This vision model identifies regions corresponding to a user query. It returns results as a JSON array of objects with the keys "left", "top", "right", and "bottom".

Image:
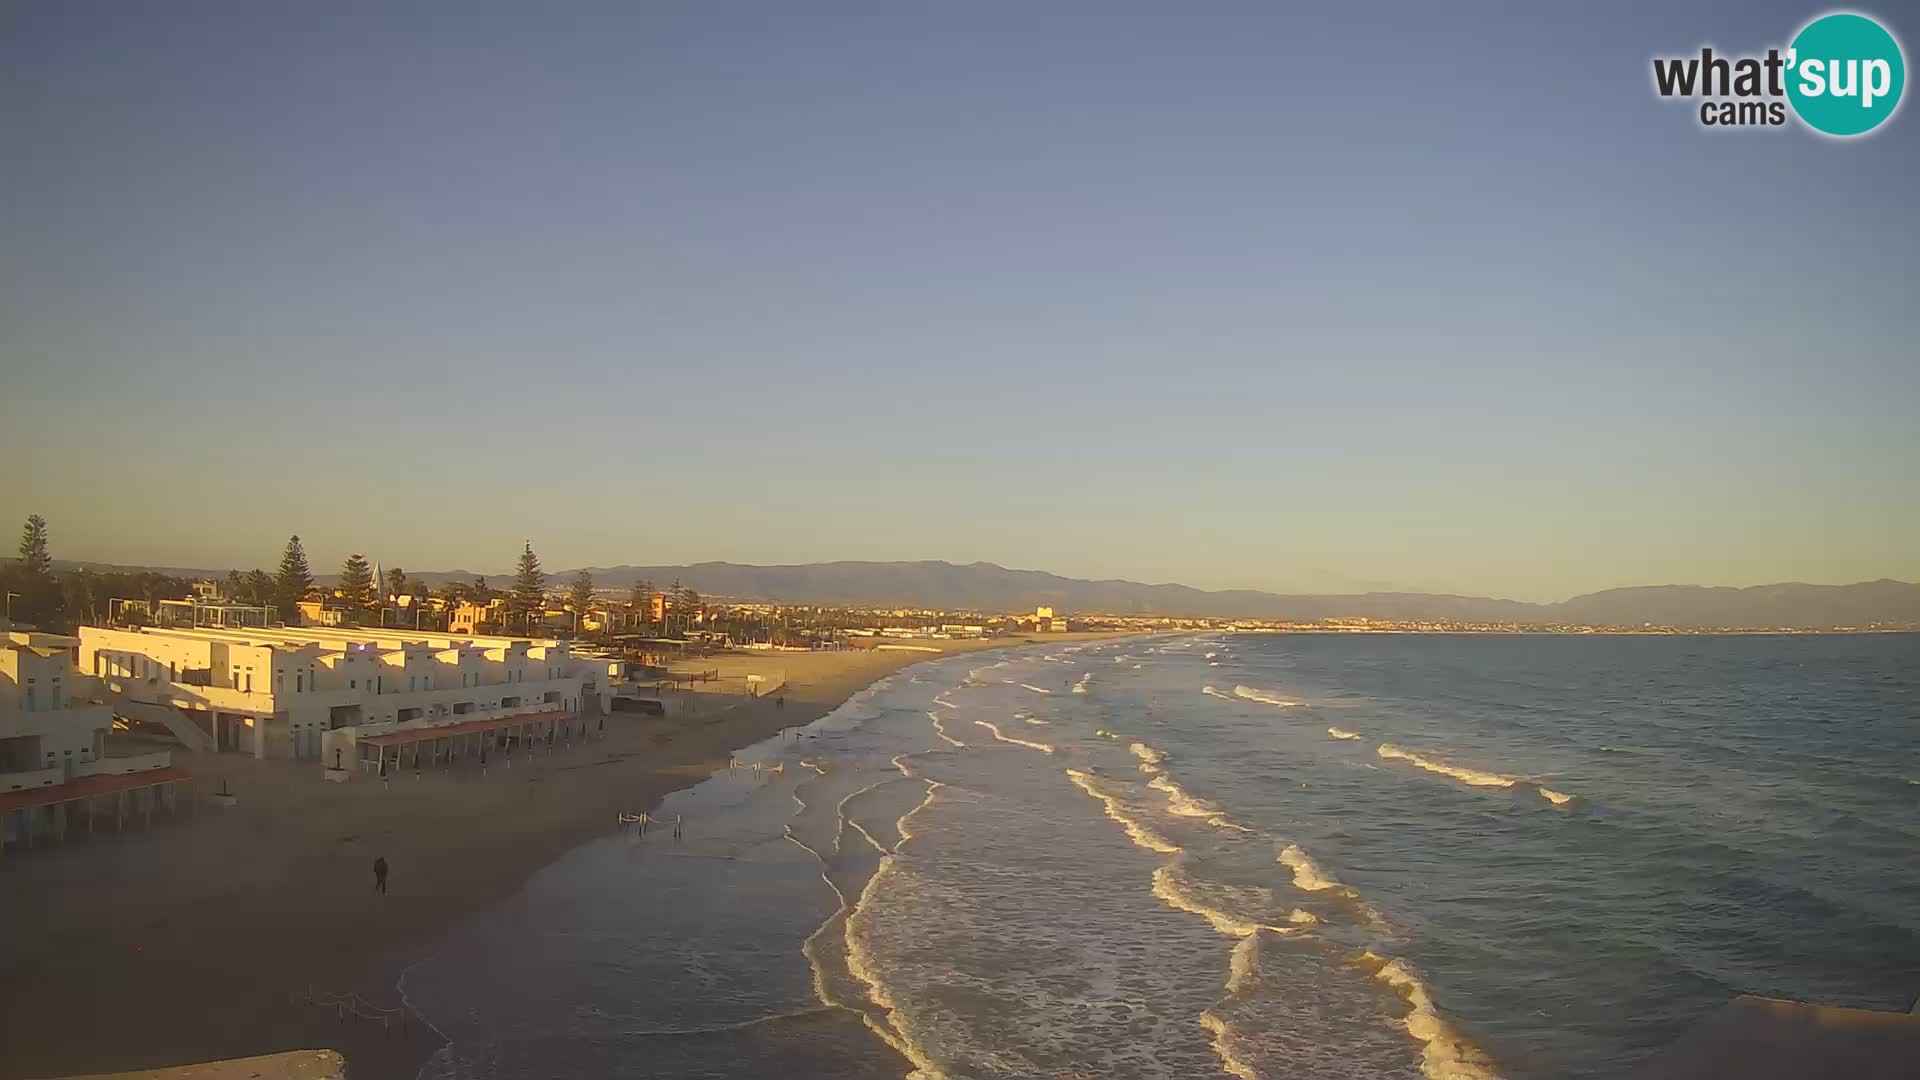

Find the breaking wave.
[
  {"left": 1065, "top": 769, "right": 1182, "bottom": 854},
  {"left": 1130, "top": 742, "right": 1168, "bottom": 768},
  {"left": 973, "top": 719, "right": 1054, "bottom": 754},
  {"left": 1276, "top": 843, "right": 1344, "bottom": 893},
  {"left": 1233, "top": 685, "right": 1299, "bottom": 709},
  {"left": 1202, "top": 685, "right": 1235, "bottom": 701},
  {"left": 1148, "top": 774, "right": 1255, "bottom": 833},
  {"left": 1376, "top": 744, "right": 1573, "bottom": 806},
  {"left": 1071, "top": 673, "right": 1091, "bottom": 694},
  {"left": 1151, "top": 863, "right": 1310, "bottom": 939},
  {"left": 1362, "top": 952, "right": 1502, "bottom": 1080},
  {"left": 1018, "top": 683, "right": 1054, "bottom": 695},
  {"left": 1327, "top": 727, "right": 1363, "bottom": 741},
  {"left": 842, "top": 784, "right": 948, "bottom": 1080},
  {"left": 1376, "top": 744, "right": 1517, "bottom": 789},
  {"left": 926, "top": 711, "right": 966, "bottom": 748}
]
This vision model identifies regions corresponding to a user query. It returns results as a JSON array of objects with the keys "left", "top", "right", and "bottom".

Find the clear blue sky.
[{"left": 3, "top": 2, "right": 1915, "bottom": 601}]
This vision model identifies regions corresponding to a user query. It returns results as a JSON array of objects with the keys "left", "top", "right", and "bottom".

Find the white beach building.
[
  {"left": 2, "top": 631, "right": 186, "bottom": 853},
  {"left": 77, "top": 625, "right": 608, "bottom": 773}
]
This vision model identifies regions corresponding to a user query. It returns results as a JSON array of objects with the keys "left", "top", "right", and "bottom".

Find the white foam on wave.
[
  {"left": 1129, "top": 742, "right": 1167, "bottom": 766},
  {"left": 1233, "top": 685, "right": 1299, "bottom": 708},
  {"left": 1151, "top": 864, "right": 1311, "bottom": 939},
  {"left": 1364, "top": 952, "right": 1501, "bottom": 1080},
  {"left": 1201, "top": 685, "right": 1235, "bottom": 701},
  {"left": 973, "top": 719, "right": 1054, "bottom": 754},
  {"left": 1018, "top": 683, "right": 1054, "bottom": 695},
  {"left": 1376, "top": 744, "right": 1517, "bottom": 789},
  {"left": 1376, "top": 744, "right": 1574, "bottom": 807},
  {"left": 1199, "top": 1012, "right": 1260, "bottom": 1080},
  {"left": 846, "top": 777, "right": 898, "bottom": 854},
  {"left": 1070, "top": 672, "right": 1091, "bottom": 694},
  {"left": 1225, "top": 933, "right": 1261, "bottom": 994},
  {"left": 1065, "top": 769, "right": 1182, "bottom": 854},
  {"left": 1276, "top": 843, "right": 1344, "bottom": 893},
  {"left": 842, "top": 782, "right": 949, "bottom": 1080},
  {"left": 1205, "top": 651, "right": 1218, "bottom": 659},
  {"left": 930, "top": 695, "right": 957, "bottom": 710},
  {"left": 1327, "top": 727, "right": 1363, "bottom": 741},
  {"left": 1149, "top": 773, "right": 1222, "bottom": 817},
  {"left": 926, "top": 711, "right": 967, "bottom": 748},
  {"left": 1146, "top": 773, "right": 1255, "bottom": 833}
]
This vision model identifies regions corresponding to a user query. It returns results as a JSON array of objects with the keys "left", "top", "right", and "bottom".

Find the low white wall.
[{"left": 0, "top": 765, "right": 64, "bottom": 793}]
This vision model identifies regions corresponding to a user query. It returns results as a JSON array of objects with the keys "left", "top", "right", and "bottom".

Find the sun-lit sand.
[{"left": 0, "top": 633, "right": 1129, "bottom": 1080}]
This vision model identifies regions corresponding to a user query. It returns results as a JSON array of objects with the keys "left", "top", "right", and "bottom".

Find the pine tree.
[
  {"left": 568, "top": 570, "right": 595, "bottom": 634},
  {"left": 665, "top": 579, "right": 685, "bottom": 636},
  {"left": 9, "top": 514, "right": 60, "bottom": 627},
  {"left": 17, "top": 514, "right": 53, "bottom": 577},
  {"left": 274, "top": 535, "right": 315, "bottom": 623},
  {"left": 510, "top": 542, "right": 546, "bottom": 629},
  {"left": 340, "top": 554, "right": 377, "bottom": 618}
]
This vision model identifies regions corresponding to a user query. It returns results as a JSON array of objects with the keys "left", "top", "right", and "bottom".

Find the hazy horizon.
[
  {"left": 4, "top": 2, "right": 1915, "bottom": 603},
  {"left": 13, "top": 538, "right": 1916, "bottom": 607}
]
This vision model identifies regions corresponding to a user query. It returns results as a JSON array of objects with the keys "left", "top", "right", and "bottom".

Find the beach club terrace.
[
  {"left": 77, "top": 625, "right": 605, "bottom": 770},
  {"left": 3, "top": 631, "right": 187, "bottom": 855}
]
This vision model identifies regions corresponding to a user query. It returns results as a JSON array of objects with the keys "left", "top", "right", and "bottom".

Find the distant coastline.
[{"left": 10, "top": 556, "right": 1918, "bottom": 632}]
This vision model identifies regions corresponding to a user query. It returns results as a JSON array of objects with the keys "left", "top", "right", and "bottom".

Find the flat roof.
[
  {"left": 358, "top": 709, "right": 575, "bottom": 748},
  {"left": 0, "top": 765, "right": 193, "bottom": 813}
]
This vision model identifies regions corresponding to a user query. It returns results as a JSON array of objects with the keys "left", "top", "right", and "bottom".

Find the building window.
[
  {"left": 350, "top": 679, "right": 357, "bottom": 689},
  {"left": 297, "top": 673, "right": 304, "bottom": 692}
]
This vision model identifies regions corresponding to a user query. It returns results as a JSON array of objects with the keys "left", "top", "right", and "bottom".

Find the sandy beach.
[{"left": 0, "top": 634, "right": 1128, "bottom": 1080}]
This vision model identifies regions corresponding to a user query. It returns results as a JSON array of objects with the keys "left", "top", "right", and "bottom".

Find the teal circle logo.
[{"left": 1786, "top": 12, "right": 1906, "bottom": 136}]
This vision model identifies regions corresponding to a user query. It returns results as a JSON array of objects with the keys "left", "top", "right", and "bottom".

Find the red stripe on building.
[{"left": 0, "top": 766, "right": 194, "bottom": 813}]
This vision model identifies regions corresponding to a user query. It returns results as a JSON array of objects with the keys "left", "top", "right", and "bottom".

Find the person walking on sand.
[{"left": 373, "top": 856, "right": 389, "bottom": 895}]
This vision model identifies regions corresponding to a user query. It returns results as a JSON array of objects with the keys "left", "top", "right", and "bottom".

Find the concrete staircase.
[{"left": 112, "top": 698, "right": 215, "bottom": 754}]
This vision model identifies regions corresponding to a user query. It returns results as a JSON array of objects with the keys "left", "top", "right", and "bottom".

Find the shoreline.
[{"left": 0, "top": 633, "right": 1132, "bottom": 1080}]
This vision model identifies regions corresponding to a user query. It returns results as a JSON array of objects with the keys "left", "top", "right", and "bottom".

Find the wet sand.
[{"left": 0, "top": 634, "right": 1128, "bottom": 1080}]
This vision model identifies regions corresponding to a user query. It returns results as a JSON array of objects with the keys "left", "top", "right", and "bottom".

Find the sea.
[{"left": 403, "top": 632, "right": 1920, "bottom": 1080}]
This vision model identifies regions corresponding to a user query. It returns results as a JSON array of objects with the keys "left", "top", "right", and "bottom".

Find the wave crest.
[
  {"left": 1277, "top": 843, "right": 1343, "bottom": 893},
  {"left": 1363, "top": 952, "right": 1502, "bottom": 1080},
  {"left": 1233, "top": 685, "right": 1299, "bottom": 708},
  {"left": 972, "top": 719, "right": 1054, "bottom": 754},
  {"left": 1376, "top": 744, "right": 1574, "bottom": 806},
  {"left": 1065, "top": 770, "right": 1182, "bottom": 854}
]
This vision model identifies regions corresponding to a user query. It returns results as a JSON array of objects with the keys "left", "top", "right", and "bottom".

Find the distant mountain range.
[
  {"left": 512, "top": 561, "right": 1919, "bottom": 629},
  {"left": 25, "top": 558, "right": 1918, "bottom": 629}
]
